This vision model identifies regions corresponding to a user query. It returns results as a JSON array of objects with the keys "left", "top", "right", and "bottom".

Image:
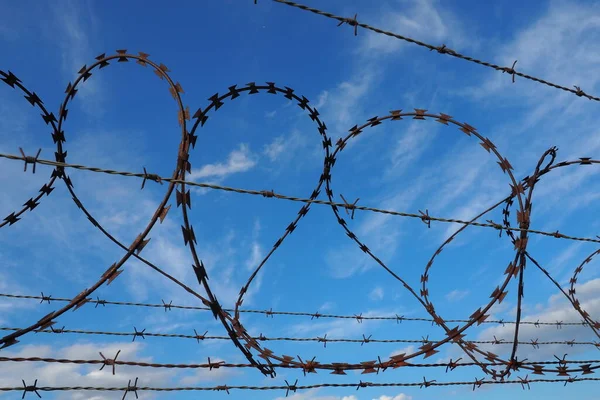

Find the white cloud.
[
  {"left": 189, "top": 143, "right": 257, "bottom": 180},
  {"left": 262, "top": 129, "right": 311, "bottom": 164},
  {"left": 319, "top": 67, "right": 380, "bottom": 134},
  {"left": 50, "top": 0, "right": 104, "bottom": 117},
  {"left": 389, "top": 345, "right": 416, "bottom": 359},
  {"left": 373, "top": 394, "right": 413, "bottom": 400},
  {"left": 476, "top": 278, "right": 600, "bottom": 361},
  {"left": 273, "top": 388, "right": 358, "bottom": 400},
  {"left": 369, "top": 286, "right": 385, "bottom": 301},
  {"left": 0, "top": 342, "right": 175, "bottom": 400},
  {"left": 445, "top": 289, "right": 469, "bottom": 302},
  {"left": 315, "top": 90, "right": 329, "bottom": 109},
  {"left": 461, "top": 1, "right": 600, "bottom": 138},
  {"left": 359, "top": 0, "right": 474, "bottom": 56}
]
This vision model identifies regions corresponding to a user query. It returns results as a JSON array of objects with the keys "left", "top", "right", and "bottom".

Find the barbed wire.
[
  {"left": 0, "top": 292, "right": 592, "bottom": 327},
  {"left": 3, "top": 354, "right": 600, "bottom": 373},
  {"left": 269, "top": 0, "right": 600, "bottom": 102},
  {"left": 2, "top": 39, "right": 600, "bottom": 391},
  {"left": 2, "top": 151, "right": 599, "bottom": 244},
  {"left": 3, "top": 326, "right": 598, "bottom": 350},
  {"left": 4, "top": 376, "right": 600, "bottom": 398}
]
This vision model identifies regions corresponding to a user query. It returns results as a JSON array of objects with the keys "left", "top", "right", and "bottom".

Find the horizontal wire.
[
  {"left": 271, "top": 0, "right": 600, "bottom": 102},
  {"left": 4, "top": 377, "right": 600, "bottom": 393},
  {"left": 1, "top": 152, "right": 598, "bottom": 244},
  {"left": 2, "top": 326, "right": 597, "bottom": 348},
  {"left": 2, "top": 355, "right": 600, "bottom": 371},
  {"left": 0, "top": 292, "right": 589, "bottom": 327}
]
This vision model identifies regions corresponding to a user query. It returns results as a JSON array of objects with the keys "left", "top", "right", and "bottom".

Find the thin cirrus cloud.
[{"left": 189, "top": 143, "right": 257, "bottom": 180}]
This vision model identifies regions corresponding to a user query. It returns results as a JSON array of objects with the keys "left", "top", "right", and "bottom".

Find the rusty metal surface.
[{"left": 1, "top": 36, "right": 600, "bottom": 395}]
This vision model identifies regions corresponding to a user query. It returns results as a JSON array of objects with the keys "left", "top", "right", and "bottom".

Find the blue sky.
[{"left": 2, "top": 0, "right": 600, "bottom": 399}]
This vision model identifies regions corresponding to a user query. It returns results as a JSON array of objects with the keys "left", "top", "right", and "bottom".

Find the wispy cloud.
[
  {"left": 359, "top": 0, "right": 475, "bottom": 56},
  {"left": 262, "top": 130, "right": 308, "bottom": 162},
  {"left": 49, "top": 0, "right": 104, "bottom": 117},
  {"left": 374, "top": 394, "right": 413, "bottom": 400},
  {"left": 0, "top": 342, "right": 175, "bottom": 400},
  {"left": 273, "top": 388, "right": 358, "bottom": 400},
  {"left": 189, "top": 143, "right": 257, "bottom": 180},
  {"left": 476, "top": 278, "right": 600, "bottom": 361},
  {"left": 369, "top": 286, "right": 385, "bottom": 301},
  {"left": 445, "top": 289, "right": 469, "bottom": 302}
]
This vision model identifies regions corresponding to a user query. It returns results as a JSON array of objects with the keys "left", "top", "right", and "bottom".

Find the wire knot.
[
  {"left": 21, "top": 379, "right": 41, "bottom": 399},
  {"left": 419, "top": 376, "right": 436, "bottom": 388},
  {"left": 141, "top": 167, "right": 162, "bottom": 190},
  {"left": 49, "top": 325, "right": 65, "bottom": 334},
  {"left": 472, "top": 377, "right": 484, "bottom": 391},
  {"left": 215, "top": 385, "right": 230, "bottom": 394},
  {"left": 361, "top": 334, "right": 372, "bottom": 346},
  {"left": 261, "top": 189, "right": 275, "bottom": 198},
  {"left": 19, "top": 148, "right": 42, "bottom": 174},
  {"left": 284, "top": 379, "right": 298, "bottom": 397},
  {"left": 122, "top": 377, "right": 139, "bottom": 400},
  {"left": 99, "top": 350, "right": 121, "bottom": 375},
  {"left": 337, "top": 14, "right": 359, "bottom": 36},
  {"left": 445, "top": 358, "right": 462, "bottom": 372},
  {"left": 419, "top": 209, "right": 431, "bottom": 228},
  {"left": 486, "top": 219, "right": 503, "bottom": 237},
  {"left": 564, "top": 375, "right": 578, "bottom": 386},
  {"left": 431, "top": 44, "right": 453, "bottom": 54},
  {"left": 317, "top": 334, "right": 328, "bottom": 348},
  {"left": 298, "top": 356, "right": 318, "bottom": 375},
  {"left": 356, "top": 380, "right": 370, "bottom": 390},
  {"left": 39, "top": 292, "right": 52, "bottom": 304},
  {"left": 530, "top": 338, "right": 539, "bottom": 349},
  {"left": 573, "top": 85, "right": 586, "bottom": 97},
  {"left": 340, "top": 194, "right": 359, "bottom": 219},
  {"left": 161, "top": 299, "right": 173, "bottom": 312},
  {"left": 518, "top": 374, "right": 531, "bottom": 390},
  {"left": 208, "top": 357, "right": 225, "bottom": 370},
  {"left": 501, "top": 60, "right": 518, "bottom": 83},
  {"left": 194, "top": 329, "right": 208, "bottom": 343},
  {"left": 132, "top": 327, "right": 146, "bottom": 342},
  {"left": 95, "top": 297, "right": 106, "bottom": 308},
  {"left": 311, "top": 311, "right": 321, "bottom": 320}
]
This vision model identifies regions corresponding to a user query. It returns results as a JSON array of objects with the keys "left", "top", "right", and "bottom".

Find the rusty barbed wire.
[
  {"left": 3, "top": 46, "right": 600, "bottom": 393},
  {"left": 0, "top": 51, "right": 269, "bottom": 377},
  {"left": 3, "top": 326, "right": 598, "bottom": 350},
  {"left": 1, "top": 292, "right": 594, "bottom": 327},
  {"left": 2, "top": 151, "right": 600, "bottom": 244},
  {"left": 2, "top": 376, "right": 600, "bottom": 397},
  {"left": 3, "top": 354, "right": 600, "bottom": 374},
  {"left": 268, "top": 0, "right": 600, "bottom": 102}
]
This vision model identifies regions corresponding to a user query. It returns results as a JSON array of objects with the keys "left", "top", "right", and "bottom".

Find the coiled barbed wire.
[{"left": 2, "top": 47, "right": 600, "bottom": 394}]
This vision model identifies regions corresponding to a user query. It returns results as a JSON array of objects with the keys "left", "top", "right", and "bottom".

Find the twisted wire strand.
[
  {"left": 3, "top": 355, "right": 600, "bottom": 371},
  {"left": 2, "top": 326, "right": 597, "bottom": 350},
  {"left": 270, "top": 0, "right": 600, "bottom": 102},
  {"left": 0, "top": 292, "right": 592, "bottom": 327},
  {"left": 4, "top": 377, "right": 600, "bottom": 394},
  {"left": 1, "top": 151, "right": 599, "bottom": 244}
]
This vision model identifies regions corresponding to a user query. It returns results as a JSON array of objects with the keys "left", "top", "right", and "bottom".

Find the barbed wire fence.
[{"left": 1, "top": 0, "right": 600, "bottom": 397}]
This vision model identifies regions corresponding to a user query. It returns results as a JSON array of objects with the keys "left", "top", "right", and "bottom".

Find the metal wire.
[{"left": 0, "top": 292, "right": 592, "bottom": 327}]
